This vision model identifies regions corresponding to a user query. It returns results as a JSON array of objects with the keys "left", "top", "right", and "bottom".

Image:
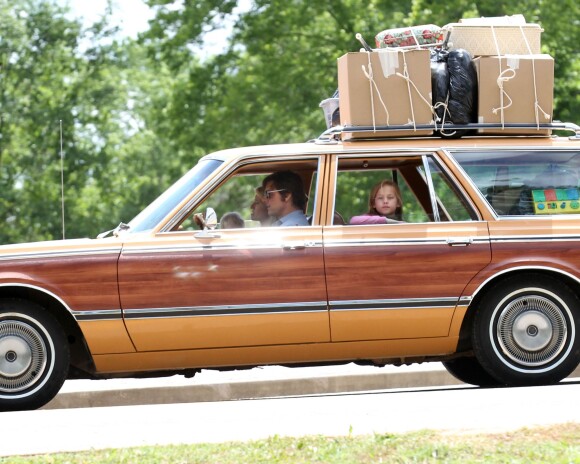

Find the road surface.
[{"left": 1, "top": 379, "right": 578, "bottom": 457}]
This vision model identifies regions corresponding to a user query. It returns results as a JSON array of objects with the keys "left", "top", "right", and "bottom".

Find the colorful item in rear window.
[{"left": 532, "top": 189, "right": 580, "bottom": 214}]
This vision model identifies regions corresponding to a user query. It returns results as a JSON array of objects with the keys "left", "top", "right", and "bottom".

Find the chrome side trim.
[
  {"left": 324, "top": 236, "right": 489, "bottom": 248},
  {"left": 459, "top": 296, "right": 472, "bottom": 305},
  {"left": 73, "top": 309, "right": 123, "bottom": 321},
  {"left": 120, "top": 298, "right": 463, "bottom": 322},
  {"left": 123, "top": 301, "right": 329, "bottom": 320},
  {"left": 330, "top": 297, "right": 460, "bottom": 311},
  {"left": 490, "top": 234, "right": 580, "bottom": 243},
  {"left": 121, "top": 241, "right": 324, "bottom": 255},
  {"left": 325, "top": 233, "right": 580, "bottom": 248},
  {"left": 0, "top": 248, "right": 122, "bottom": 261}
]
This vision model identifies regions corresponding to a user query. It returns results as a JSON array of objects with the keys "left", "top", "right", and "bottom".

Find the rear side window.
[
  {"left": 333, "top": 154, "right": 476, "bottom": 224},
  {"left": 452, "top": 151, "right": 580, "bottom": 216}
]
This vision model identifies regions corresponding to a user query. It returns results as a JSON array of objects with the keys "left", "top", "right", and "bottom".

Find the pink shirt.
[{"left": 349, "top": 214, "right": 388, "bottom": 225}]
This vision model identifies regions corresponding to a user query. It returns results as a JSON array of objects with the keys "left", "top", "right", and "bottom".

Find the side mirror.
[{"left": 205, "top": 207, "right": 218, "bottom": 230}]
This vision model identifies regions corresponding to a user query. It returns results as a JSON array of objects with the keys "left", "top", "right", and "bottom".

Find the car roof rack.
[{"left": 314, "top": 121, "right": 580, "bottom": 143}]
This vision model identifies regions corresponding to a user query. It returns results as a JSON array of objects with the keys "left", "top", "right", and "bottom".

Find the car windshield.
[{"left": 127, "top": 158, "right": 222, "bottom": 233}]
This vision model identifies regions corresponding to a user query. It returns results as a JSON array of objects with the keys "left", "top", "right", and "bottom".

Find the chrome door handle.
[
  {"left": 283, "top": 241, "right": 317, "bottom": 250},
  {"left": 446, "top": 237, "right": 473, "bottom": 247},
  {"left": 283, "top": 243, "right": 306, "bottom": 250},
  {"left": 194, "top": 231, "right": 222, "bottom": 239}
]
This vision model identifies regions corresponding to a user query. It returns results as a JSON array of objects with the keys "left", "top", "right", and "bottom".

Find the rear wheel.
[
  {"left": 442, "top": 357, "right": 502, "bottom": 387},
  {"left": 473, "top": 275, "right": 580, "bottom": 386},
  {"left": 0, "top": 300, "right": 70, "bottom": 411}
]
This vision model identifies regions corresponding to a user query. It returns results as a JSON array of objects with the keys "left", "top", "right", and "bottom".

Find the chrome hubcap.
[
  {"left": 0, "top": 320, "right": 47, "bottom": 392},
  {"left": 497, "top": 295, "right": 567, "bottom": 367},
  {"left": 1, "top": 336, "right": 33, "bottom": 377},
  {"left": 512, "top": 310, "right": 552, "bottom": 352}
]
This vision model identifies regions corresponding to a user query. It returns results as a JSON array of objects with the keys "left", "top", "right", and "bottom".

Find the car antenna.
[{"left": 59, "top": 119, "right": 65, "bottom": 240}]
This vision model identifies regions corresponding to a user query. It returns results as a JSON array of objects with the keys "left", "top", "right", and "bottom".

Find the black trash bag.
[
  {"left": 430, "top": 49, "right": 449, "bottom": 123},
  {"left": 447, "top": 49, "right": 478, "bottom": 125}
]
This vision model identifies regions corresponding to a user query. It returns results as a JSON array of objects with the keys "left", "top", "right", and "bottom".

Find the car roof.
[{"left": 201, "top": 134, "right": 580, "bottom": 162}]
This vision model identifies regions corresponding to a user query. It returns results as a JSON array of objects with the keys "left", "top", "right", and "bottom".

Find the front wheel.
[
  {"left": 473, "top": 275, "right": 580, "bottom": 386},
  {"left": 0, "top": 300, "right": 70, "bottom": 411}
]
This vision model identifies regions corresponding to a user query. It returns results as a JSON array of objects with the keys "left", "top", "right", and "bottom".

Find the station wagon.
[{"left": 1, "top": 122, "right": 580, "bottom": 410}]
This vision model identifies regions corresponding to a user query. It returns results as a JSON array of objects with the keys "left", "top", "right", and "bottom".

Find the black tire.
[
  {"left": 473, "top": 275, "right": 580, "bottom": 386},
  {"left": 0, "top": 299, "right": 70, "bottom": 411},
  {"left": 442, "top": 357, "right": 502, "bottom": 387}
]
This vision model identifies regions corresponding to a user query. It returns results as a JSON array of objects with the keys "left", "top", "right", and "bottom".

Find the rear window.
[{"left": 451, "top": 150, "right": 580, "bottom": 216}]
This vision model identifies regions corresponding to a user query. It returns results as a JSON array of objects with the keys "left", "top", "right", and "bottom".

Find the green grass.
[{"left": 3, "top": 423, "right": 579, "bottom": 463}]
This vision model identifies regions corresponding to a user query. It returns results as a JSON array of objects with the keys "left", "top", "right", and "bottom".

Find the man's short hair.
[{"left": 262, "top": 171, "right": 307, "bottom": 211}]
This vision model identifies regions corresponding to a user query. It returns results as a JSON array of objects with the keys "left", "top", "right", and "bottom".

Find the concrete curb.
[{"left": 44, "top": 364, "right": 580, "bottom": 410}]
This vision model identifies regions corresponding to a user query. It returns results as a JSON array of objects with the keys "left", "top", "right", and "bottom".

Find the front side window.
[
  {"left": 452, "top": 150, "right": 580, "bottom": 216},
  {"left": 172, "top": 158, "right": 320, "bottom": 231}
]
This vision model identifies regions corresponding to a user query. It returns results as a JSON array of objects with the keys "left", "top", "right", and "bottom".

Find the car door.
[
  {"left": 323, "top": 152, "right": 492, "bottom": 342},
  {"left": 118, "top": 157, "right": 330, "bottom": 352}
]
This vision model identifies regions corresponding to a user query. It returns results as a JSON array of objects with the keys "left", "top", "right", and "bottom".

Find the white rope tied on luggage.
[
  {"left": 401, "top": 52, "right": 417, "bottom": 130},
  {"left": 491, "top": 25, "right": 512, "bottom": 128},
  {"left": 492, "top": 67, "right": 516, "bottom": 116},
  {"left": 519, "top": 24, "right": 551, "bottom": 129},
  {"left": 395, "top": 50, "right": 438, "bottom": 130},
  {"left": 361, "top": 51, "right": 390, "bottom": 131},
  {"left": 433, "top": 95, "right": 455, "bottom": 136},
  {"left": 409, "top": 28, "right": 421, "bottom": 48}
]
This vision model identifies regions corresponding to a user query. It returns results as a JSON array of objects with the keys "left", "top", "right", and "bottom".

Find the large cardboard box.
[
  {"left": 475, "top": 54, "right": 553, "bottom": 135},
  {"left": 338, "top": 49, "right": 433, "bottom": 139},
  {"left": 445, "top": 23, "right": 542, "bottom": 56}
]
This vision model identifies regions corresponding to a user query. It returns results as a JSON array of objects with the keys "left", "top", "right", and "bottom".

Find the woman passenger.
[{"left": 250, "top": 186, "right": 274, "bottom": 227}]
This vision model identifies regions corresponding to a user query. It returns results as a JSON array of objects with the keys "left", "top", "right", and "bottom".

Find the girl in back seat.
[{"left": 350, "top": 180, "right": 404, "bottom": 225}]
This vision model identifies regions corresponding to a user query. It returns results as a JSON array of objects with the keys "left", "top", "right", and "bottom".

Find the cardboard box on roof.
[
  {"left": 475, "top": 54, "right": 554, "bottom": 135},
  {"left": 337, "top": 49, "right": 434, "bottom": 139},
  {"left": 444, "top": 23, "right": 542, "bottom": 56}
]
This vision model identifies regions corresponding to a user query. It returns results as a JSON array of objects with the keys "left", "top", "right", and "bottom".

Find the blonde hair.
[{"left": 367, "top": 180, "right": 403, "bottom": 220}]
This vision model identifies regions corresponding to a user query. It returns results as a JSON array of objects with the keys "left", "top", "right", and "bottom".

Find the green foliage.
[
  {"left": 0, "top": 0, "right": 578, "bottom": 243},
  {"left": 141, "top": 0, "right": 417, "bottom": 149},
  {"left": 0, "top": 0, "right": 179, "bottom": 243},
  {"left": 1, "top": 0, "right": 80, "bottom": 242},
  {"left": 142, "top": 0, "right": 578, "bottom": 156}
]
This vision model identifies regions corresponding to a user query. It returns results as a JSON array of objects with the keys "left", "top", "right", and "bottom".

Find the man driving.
[{"left": 262, "top": 171, "right": 309, "bottom": 227}]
